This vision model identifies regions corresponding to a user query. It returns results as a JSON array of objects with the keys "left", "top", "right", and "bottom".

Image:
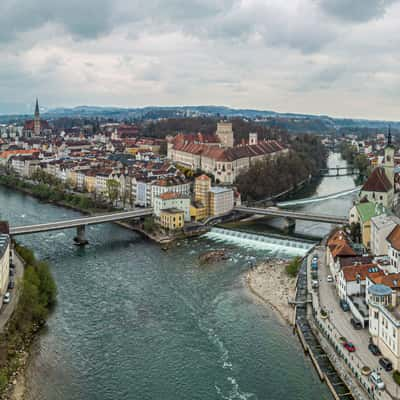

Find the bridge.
[
  {"left": 319, "top": 166, "right": 359, "bottom": 177},
  {"left": 9, "top": 209, "right": 153, "bottom": 245},
  {"left": 234, "top": 206, "right": 347, "bottom": 229}
]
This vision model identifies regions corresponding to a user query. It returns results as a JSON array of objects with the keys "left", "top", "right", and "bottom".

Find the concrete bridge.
[
  {"left": 234, "top": 206, "right": 347, "bottom": 232},
  {"left": 9, "top": 209, "right": 153, "bottom": 245},
  {"left": 319, "top": 166, "right": 359, "bottom": 177}
]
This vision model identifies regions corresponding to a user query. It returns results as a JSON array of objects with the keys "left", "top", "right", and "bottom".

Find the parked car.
[
  {"left": 343, "top": 342, "right": 356, "bottom": 352},
  {"left": 327, "top": 275, "right": 333, "bottom": 283},
  {"left": 8, "top": 280, "right": 14, "bottom": 290},
  {"left": 311, "top": 271, "right": 318, "bottom": 280},
  {"left": 9, "top": 268, "right": 15, "bottom": 277},
  {"left": 369, "top": 372, "right": 385, "bottom": 390},
  {"left": 379, "top": 357, "right": 393, "bottom": 371},
  {"left": 312, "top": 280, "right": 319, "bottom": 289},
  {"left": 368, "top": 343, "right": 381, "bottom": 356},
  {"left": 3, "top": 292, "right": 10, "bottom": 304},
  {"left": 350, "top": 318, "right": 363, "bottom": 330},
  {"left": 312, "top": 255, "right": 318, "bottom": 261},
  {"left": 340, "top": 299, "right": 350, "bottom": 312}
]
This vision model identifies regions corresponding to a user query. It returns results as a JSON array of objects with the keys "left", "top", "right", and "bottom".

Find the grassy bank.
[{"left": 0, "top": 244, "right": 57, "bottom": 396}]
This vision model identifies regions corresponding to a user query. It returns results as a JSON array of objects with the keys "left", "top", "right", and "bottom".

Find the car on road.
[
  {"left": 327, "top": 275, "right": 333, "bottom": 283},
  {"left": 379, "top": 357, "right": 393, "bottom": 371},
  {"left": 312, "top": 255, "right": 318, "bottom": 261},
  {"left": 368, "top": 343, "right": 381, "bottom": 356},
  {"left": 350, "top": 318, "right": 363, "bottom": 330},
  {"left": 3, "top": 292, "right": 10, "bottom": 304},
  {"left": 312, "top": 280, "right": 319, "bottom": 289},
  {"left": 340, "top": 299, "right": 350, "bottom": 312},
  {"left": 311, "top": 262, "right": 318, "bottom": 271},
  {"left": 8, "top": 279, "right": 14, "bottom": 290},
  {"left": 9, "top": 268, "right": 15, "bottom": 276},
  {"left": 369, "top": 372, "right": 385, "bottom": 390},
  {"left": 343, "top": 342, "right": 356, "bottom": 352}
]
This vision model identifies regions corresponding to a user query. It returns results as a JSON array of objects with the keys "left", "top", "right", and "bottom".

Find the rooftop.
[
  {"left": 0, "top": 234, "right": 10, "bottom": 259},
  {"left": 356, "top": 201, "right": 386, "bottom": 224}
]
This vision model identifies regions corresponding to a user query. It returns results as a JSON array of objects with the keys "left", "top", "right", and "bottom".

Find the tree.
[{"left": 106, "top": 179, "right": 120, "bottom": 206}]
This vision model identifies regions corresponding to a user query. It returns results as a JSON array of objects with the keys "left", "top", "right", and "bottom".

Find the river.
[{"left": 0, "top": 152, "right": 355, "bottom": 400}]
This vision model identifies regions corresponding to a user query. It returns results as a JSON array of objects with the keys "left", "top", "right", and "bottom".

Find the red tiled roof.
[
  {"left": 361, "top": 167, "right": 392, "bottom": 193},
  {"left": 387, "top": 225, "right": 400, "bottom": 251},
  {"left": 342, "top": 264, "right": 383, "bottom": 282}
]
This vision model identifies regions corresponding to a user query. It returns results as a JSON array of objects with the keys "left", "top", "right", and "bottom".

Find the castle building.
[{"left": 216, "top": 122, "right": 234, "bottom": 148}]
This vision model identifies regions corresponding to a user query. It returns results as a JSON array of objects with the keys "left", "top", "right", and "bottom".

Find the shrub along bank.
[{"left": 0, "top": 244, "right": 57, "bottom": 395}]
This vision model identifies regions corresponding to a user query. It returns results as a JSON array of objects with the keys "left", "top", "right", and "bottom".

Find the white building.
[
  {"left": 208, "top": 187, "right": 234, "bottom": 216},
  {"left": 154, "top": 192, "right": 191, "bottom": 222},
  {"left": 371, "top": 214, "right": 400, "bottom": 256}
]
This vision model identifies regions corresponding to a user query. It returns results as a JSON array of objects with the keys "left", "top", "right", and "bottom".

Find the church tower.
[
  {"left": 216, "top": 121, "right": 234, "bottom": 148},
  {"left": 384, "top": 126, "right": 395, "bottom": 184},
  {"left": 34, "top": 98, "right": 41, "bottom": 136}
]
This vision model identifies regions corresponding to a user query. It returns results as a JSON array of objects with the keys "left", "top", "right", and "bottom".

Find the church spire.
[
  {"left": 388, "top": 125, "right": 393, "bottom": 146},
  {"left": 35, "top": 98, "right": 40, "bottom": 117}
]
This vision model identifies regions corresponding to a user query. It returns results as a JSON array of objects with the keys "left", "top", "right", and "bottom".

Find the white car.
[
  {"left": 3, "top": 292, "right": 10, "bottom": 304},
  {"left": 327, "top": 275, "right": 333, "bottom": 283},
  {"left": 370, "top": 372, "right": 385, "bottom": 390}
]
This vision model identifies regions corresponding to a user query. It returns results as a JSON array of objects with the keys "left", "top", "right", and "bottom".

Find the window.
[{"left": 375, "top": 312, "right": 378, "bottom": 319}]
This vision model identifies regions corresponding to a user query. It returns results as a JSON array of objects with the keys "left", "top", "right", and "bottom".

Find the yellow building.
[
  {"left": 190, "top": 203, "right": 208, "bottom": 222},
  {"left": 160, "top": 208, "right": 184, "bottom": 230},
  {"left": 85, "top": 171, "right": 96, "bottom": 193},
  {"left": 194, "top": 175, "right": 211, "bottom": 214}
]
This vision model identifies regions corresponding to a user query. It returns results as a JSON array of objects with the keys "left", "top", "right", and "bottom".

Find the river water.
[{"left": 0, "top": 153, "right": 355, "bottom": 400}]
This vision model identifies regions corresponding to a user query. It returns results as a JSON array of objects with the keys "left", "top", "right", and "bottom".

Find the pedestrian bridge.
[
  {"left": 234, "top": 206, "right": 347, "bottom": 225},
  {"left": 9, "top": 209, "right": 153, "bottom": 244}
]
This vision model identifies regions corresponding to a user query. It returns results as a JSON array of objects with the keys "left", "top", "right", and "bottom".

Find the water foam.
[{"left": 205, "top": 228, "right": 313, "bottom": 257}]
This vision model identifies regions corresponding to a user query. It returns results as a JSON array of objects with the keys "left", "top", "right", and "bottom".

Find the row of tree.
[
  {"left": 236, "top": 135, "right": 327, "bottom": 201},
  {"left": 339, "top": 142, "right": 371, "bottom": 177}
]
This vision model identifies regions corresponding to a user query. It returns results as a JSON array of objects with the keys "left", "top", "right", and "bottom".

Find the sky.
[{"left": 1, "top": 0, "right": 400, "bottom": 119}]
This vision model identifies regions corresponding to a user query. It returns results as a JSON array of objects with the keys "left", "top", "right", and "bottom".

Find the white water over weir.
[
  {"left": 277, "top": 186, "right": 361, "bottom": 207},
  {"left": 205, "top": 228, "right": 314, "bottom": 256}
]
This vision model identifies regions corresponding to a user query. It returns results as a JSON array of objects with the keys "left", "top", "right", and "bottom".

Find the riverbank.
[
  {"left": 0, "top": 244, "right": 57, "bottom": 400},
  {"left": 246, "top": 260, "right": 296, "bottom": 325}
]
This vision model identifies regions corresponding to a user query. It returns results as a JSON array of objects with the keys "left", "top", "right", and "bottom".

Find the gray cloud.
[
  {"left": 319, "top": 0, "right": 397, "bottom": 22},
  {"left": 0, "top": 0, "right": 400, "bottom": 119}
]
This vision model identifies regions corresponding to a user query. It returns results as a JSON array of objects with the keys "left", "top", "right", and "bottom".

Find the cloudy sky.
[{"left": 1, "top": 0, "right": 400, "bottom": 119}]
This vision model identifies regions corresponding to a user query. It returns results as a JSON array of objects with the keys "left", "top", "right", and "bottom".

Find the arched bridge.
[
  {"left": 234, "top": 206, "right": 347, "bottom": 225},
  {"left": 9, "top": 209, "right": 153, "bottom": 245}
]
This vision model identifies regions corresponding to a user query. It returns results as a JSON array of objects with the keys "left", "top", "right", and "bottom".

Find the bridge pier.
[
  {"left": 284, "top": 217, "right": 296, "bottom": 234},
  {"left": 74, "top": 225, "right": 88, "bottom": 246}
]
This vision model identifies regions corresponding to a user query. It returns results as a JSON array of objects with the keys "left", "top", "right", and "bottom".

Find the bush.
[
  {"left": 285, "top": 257, "right": 302, "bottom": 277},
  {"left": 393, "top": 370, "right": 400, "bottom": 385}
]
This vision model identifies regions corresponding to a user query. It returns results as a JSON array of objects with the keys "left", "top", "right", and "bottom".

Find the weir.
[
  {"left": 205, "top": 228, "right": 315, "bottom": 255},
  {"left": 276, "top": 186, "right": 361, "bottom": 208}
]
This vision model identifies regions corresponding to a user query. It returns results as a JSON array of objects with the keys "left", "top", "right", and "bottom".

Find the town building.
[
  {"left": 349, "top": 201, "right": 386, "bottom": 249},
  {"left": 209, "top": 187, "right": 234, "bottom": 216},
  {"left": 159, "top": 209, "right": 184, "bottom": 231},
  {"left": 387, "top": 225, "right": 400, "bottom": 273},
  {"left": 370, "top": 214, "right": 400, "bottom": 256},
  {"left": 154, "top": 192, "right": 191, "bottom": 222},
  {"left": 23, "top": 99, "right": 52, "bottom": 137}
]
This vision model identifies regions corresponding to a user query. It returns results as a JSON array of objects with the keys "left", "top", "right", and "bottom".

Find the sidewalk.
[{"left": 0, "top": 249, "right": 24, "bottom": 333}]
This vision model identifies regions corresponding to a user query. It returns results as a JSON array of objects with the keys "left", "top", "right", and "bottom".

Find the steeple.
[
  {"left": 388, "top": 125, "right": 393, "bottom": 147},
  {"left": 35, "top": 98, "right": 40, "bottom": 117},
  {"left": 34, "top": 98, "right": 41, "bottom": 136}
]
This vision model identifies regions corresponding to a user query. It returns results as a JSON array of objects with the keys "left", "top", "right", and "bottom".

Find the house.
[
  {"left": 349, "top": 202, "right": 386, "bottom": 249},
  {"left": 208, "top": 187, "right": 234, "bottom": 216},
  {"left": 160, "top": 209, "right": 184, "bottom": 231},
  {"left": 154, "top": 192, "right": 191, "bottom": 222},
  {"left": 387, "top": 225, "right": 400, "bottom": 273},
  {"left": 326, "top": 230, "right": 357, "bottom": 279},
  {"left": 371, "top": 214, "right": 400, "bottom": 256},
  {"left": 338, "top": 263, "right": 384, "bottom": 327}
]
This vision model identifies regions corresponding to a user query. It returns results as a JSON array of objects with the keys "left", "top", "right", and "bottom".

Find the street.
[
  {"left": 315, "top": 246, "right": 400, "bottom": 399},
  {"left": 0, "top": 249, "right": 24, "bottom": 333}
]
